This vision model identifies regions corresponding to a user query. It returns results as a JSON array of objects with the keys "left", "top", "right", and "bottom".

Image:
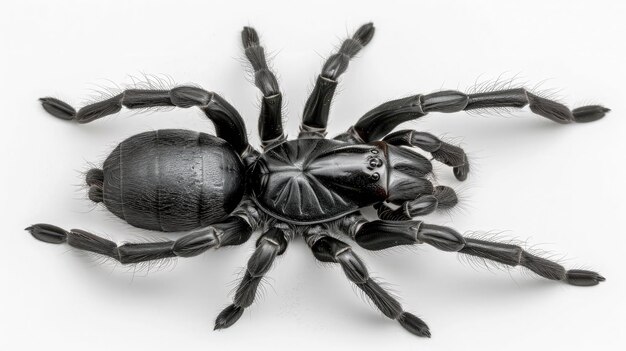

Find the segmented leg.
[
  {"left": 342, "top": 217, "right": 605, "bottom": 286},
  {"left": 241, "top": 26, "right": 285, "bottom": 148},
  {"left": 336, "top": 88, "right": 610, "bottom": 143},
  {"left": 303, "top": 228, "right": 431, "bottom": 337},
  {"left": 25, "top": 216, "right": 253, "bottom": 264},
  {"left": 384, "top": 130, "right": 470, "bottom": 181},
  {"left": 214, "top": 226, "right": 289, "bottom": 330},
  {"left": 40, "top": 86, "right": 251, "bottom": 155},
  {"left": 300, "top": 23, "right": 375, "bottom": 137}
]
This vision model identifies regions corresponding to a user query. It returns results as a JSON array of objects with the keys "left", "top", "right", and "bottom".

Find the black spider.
[{"left": 27, "top": 23, "right": 609, "bottom": 338}]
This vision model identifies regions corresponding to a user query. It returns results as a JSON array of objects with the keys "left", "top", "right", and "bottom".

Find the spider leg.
[
  {"left": 340, "top": 216, "right": 605, "bottom": 287},
  {"left": 25, "top": 215, "right": 253, "bottom": 264},
  {"left": 215, "top": 226, "right": 289, "bottom": 330},
  {"left": 302, "top": 228, "right": 430, "bottom": 337},
  {"left": 299, "top": 23, "right": 375, "bottom": 138},
  {"left": 383, "top": 129, "right": 470, "bottom": 181},
  {"left": 334, "top": 88, "right": 610, "bottom": 143},
  {"left": 240, "top": 26, "right": 285, "bottom": 148},
  {"left": 40, "top": 86, "right": 252, "bottom": 156}
]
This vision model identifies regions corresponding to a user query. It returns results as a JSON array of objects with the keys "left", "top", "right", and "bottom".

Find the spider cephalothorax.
[{"left": 27, "top": 23, "right": 608, "bottom": 337}]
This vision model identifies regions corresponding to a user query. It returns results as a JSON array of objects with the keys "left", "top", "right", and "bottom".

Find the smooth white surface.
[{"left": 1, "top": 1, "right": 624, "bottom": 350}]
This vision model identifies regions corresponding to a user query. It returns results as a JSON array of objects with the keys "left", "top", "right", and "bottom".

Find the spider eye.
[
  {"left": 370, "top": 172, "right": 380, "bottom": 181},
  {"left": 369, "top": 158, "right": 383, "bottom": 168}
]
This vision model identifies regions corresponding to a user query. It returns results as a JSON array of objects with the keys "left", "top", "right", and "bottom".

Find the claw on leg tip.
[{"left": 214, "top": 304, "right": 244, "bottom": 330}]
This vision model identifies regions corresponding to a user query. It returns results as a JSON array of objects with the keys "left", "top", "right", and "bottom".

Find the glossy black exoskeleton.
[
  {"left": 251, "top": 138, "right": 434, "bottom": 224},
  {"left": 101, "top": 129, "right": 245, "bottom": 232},
  {"left": 27, "top": 23, "right": 608, "bottom": 338}
]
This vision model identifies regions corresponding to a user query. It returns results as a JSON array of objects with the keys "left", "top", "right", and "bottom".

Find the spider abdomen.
[
  {"left": 102, "top": 129, "right": 244, "bottom": 231},
  {"left": 250, "top": 138, "right": 388, "bottom": 224}
]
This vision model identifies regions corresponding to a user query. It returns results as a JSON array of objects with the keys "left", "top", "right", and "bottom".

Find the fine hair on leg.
[
  {"left": 25, "top": 216, "right": 254, "bottom": 264},
  {"left": 300, "top": 22, "right": 375, "bottom": 135},
  {"left": 304, "top": 228, "right": 431, "bottom": 337},
  {"left": 40, "top": 85, "right": 252, "bottom": 155},
  {"left": 214, "top": 226, "right": 289, "bottom": 330},
  {"left": 241, "top": 26, "right": 286, "bottom": 148},
  {"left": 347, "top": 87, "right": 610, "bottom": 143},
  {"left": 348, "top": 220, "right": 604, "bottom": 286}
]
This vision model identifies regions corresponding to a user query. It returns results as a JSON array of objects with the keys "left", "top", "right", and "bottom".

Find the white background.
[{"left": 1, "top": 1, "right": 624, "bottom": 350}]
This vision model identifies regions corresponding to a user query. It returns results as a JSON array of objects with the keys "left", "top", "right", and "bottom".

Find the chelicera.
[{"left": 27, "top": 23, "right": 608, "bottom": 337}]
